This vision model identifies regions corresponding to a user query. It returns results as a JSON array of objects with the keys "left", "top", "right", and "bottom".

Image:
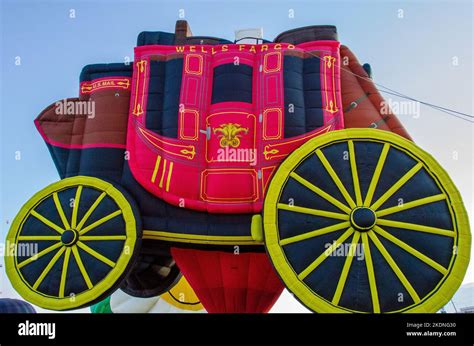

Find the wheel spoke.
[
  {"left": 53, "top": 192, "right": 71, "bottom": 230},
  {"left": 290, "top": 172, "right": 352, "bottom": 214},
  {"left": 18, "top": 236, "right": 61, "bottom": 241},
  {"left": 348, "top": 140, "right": 362, "bottom": 206},
  {"left": 33, "top": 247, "right": 66, "bottom": 290},
  {"left": 315, "top": 149, "right": 356, "bottom": 209},
  {"left": 71, "top": 186, "right": 83, "bottom": 229},
  {"left": 332, "top": 232, "right": 361, "bottom": 305},
  {"left": 370, "top": 162, "right": 423, "bottom": 210},
  {"left": 30, "top": 210, "right": 64, "bottom": 234},
  {"left": 59, "top": 247, "right": 71, "bottom": 298},
  {"left": 76, "top": 192, "right": 106, "bottom": 231},
  {"left": 373, "top": 226, "right": 448, "bottom": 275},
  {"left": 361, "top": 233, "right": 380, "bottom": 313},
  {"left": 298, "top": 228, "right": 354, "bottom": 280},
  {"left": 78, "top": 210, "right": 122, "bottom": 236},
  {"left": 80, "top": 235, "right": 127, "bottom": 241},
  {"left": 376, "top": 194, "right": 446, "bottom": 218},
  {"left": 376, "top": 219, "right": 454, "bottom": 238},
  {"left": 71, "top": 245, "right": 93, "bottom": 289},
  {"left": 76, "top": 241, "right": 116, "bottom": 267},
  {"left": 277, "top": 203, "right": 349, "bottom": 220},
  {"left": 363, "top": 143, "right": 390, "bottom": 206},
  {"left": 17, "top": 242, "right": 63, "bottom": 269},
  {"left": 280, "top": 221, "right": 351, "bottom": 246},
  {"left": 367, "top": 231, "right": 420, "bottom": 303}
]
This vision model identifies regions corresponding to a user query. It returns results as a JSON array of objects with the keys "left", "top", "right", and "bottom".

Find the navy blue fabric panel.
[
  {"left": 137, "top": 31, "right": 176, "bottom": 46},
  {"left": 211, "top": 63, "right": 253, "bottom": 104},
  {"left": 283, "top": 55, "right": 324, "bottom": 137},
  {"left": 47, "top": 144, "right": 125, "bottom": 182},
  {"left": 146, "top": 59, "right": 183, "bottom": 137},
  {"left": 80, "top": 63, "right": 133, "bottom": 82},
  {"left": 137, "top": 31, "right": 232, "bottom": 46}
]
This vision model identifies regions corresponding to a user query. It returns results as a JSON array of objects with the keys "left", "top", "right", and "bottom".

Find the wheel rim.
[
  {"left": 263, "top": 129, "right": 470, "bottom": 313},
  {"left": 5, "top": 176, "right": 139, "bottom": 310}
]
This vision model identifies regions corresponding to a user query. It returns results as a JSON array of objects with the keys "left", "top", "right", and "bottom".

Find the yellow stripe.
[
  {"left": 80, "top": 235, "right": 127, "bottom": 241},
  {"left": 17, "top": 242, "right": 63, "bottom": 269},
  {"left": 277, "top": 203, "right": 349, "bottom": 220},
  {"left": 361, "top": 232, "right": 380, "bottom": 313},
  {"left": 363, "top": 143, "right": 390, "bottom": 206},
  {"left": 76, "top": 192, "right": 107, "bottom": 231},
  {"left": 18, "top": 236, "right": 61, "bottom": 241},
  {"left": 348, "top": 140, "right": 362, "bottom": 206},
  {"left": 290, "top": 172, "right": 352, "bottom": 214},
  {"left": 59, "top": 247, "right": 71, "bottom": 298},
  {"left": 280, "top": 221, "right": 351, "bottom": 246},
  {"left": 71, "top": 186, "right": 83, "bottom": 229},
  {"left": 53, "top": 192, "right": 70, "bottom": 229},
  {"left": 332, "top": 232, "right": 361, "bottom": 305},
  {"left": 159, "top": 159, "right": 167, "bottom": 188},
  {"left": 368, "top": 231, "right": 420, "bottom": 303},
  {"left": 151, "top": 155, "right": 162, "bottom": 183},
  {"left": 77, "top": 241, "right": 115, "bottom": 267},
  {"left": 298, "top": 228, "right": 354, "bottom": 280},
  {"left": 30, "top": 210, "right": 64, "bottom": 234},
  {"left": 316, "top": 149, "right": 356, "bottom": 209},
  {"left": 376, "top": 219, "right": 454, "bottom": 237},
  {"left": 371, "top": 162, "right": 423, "bottom": 210},
  {"left": 33, "top": 247, "right": 66, "bottom": 290},
  {"left": 79, "top": 210, "right": 122, "bottom": 235},
  {"left": 376, "top": 194, "right": 446, "bottom": 218},
  {"left": 373, "top": 226, "right": 448, "bottom": 275},
  {"left": 71, "top": 245, "right": 93, "bottom": 289},
  {"left": 166, "top": 161, "right": 174, "bottom": 192},
  {"left": 142, "top": 230, "right": 259, "bottom": 245}
]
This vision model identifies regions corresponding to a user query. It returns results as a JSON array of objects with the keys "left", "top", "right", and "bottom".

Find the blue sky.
[{"left": 1, "top": 0, "right": 472, "bottom": 312}]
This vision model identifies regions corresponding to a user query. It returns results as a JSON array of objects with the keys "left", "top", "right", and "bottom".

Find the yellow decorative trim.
[
  {"left": 185, "top": 54, "right": 203, "bottom": 75},
  {"left": 200, "top": 168, "right": 259, "bottom": 203},
  {"left": 133, "top": 60, "right": 147, "bottom": 116},
  {"left": 142, "top": 230, "right": 261, "bottom": 245},
  {"left": 251, "top": 215, "right": 264, "bottom": 242},
  {"left": 151, "top": 155, "right": 162, "bottom": 183},
  {"left": 263, "top": 125, "right": 331, "bottom": 160},
  {"left": 138, "top": 125, "right": 196, "bottom": 160},
  {"left": 263, "top": 51, "right": 282, "bottom": 73},
  {"left": 179, "top": 109, "right": 199, "bottom": 141},
  {"left": 323, "top": 56, "right": 338, "bottom": 114},
  {"left": 205, "top": 112, "right": 256, "bottom": 163},
  {"left": 262, "top": 108, "right": 283, "bottom": 140}
]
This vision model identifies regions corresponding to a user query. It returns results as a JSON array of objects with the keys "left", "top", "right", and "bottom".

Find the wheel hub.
[
  {"left": 61, "top": 229, "right": 79, "bottom": 246},
  {"left": 350, "top": 207, "right": 376, "bottom": 231}
]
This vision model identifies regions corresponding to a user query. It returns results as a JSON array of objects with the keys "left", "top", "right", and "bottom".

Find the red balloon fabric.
[{"left": 171, "top": 248, "right": 284, "bottom": 313}]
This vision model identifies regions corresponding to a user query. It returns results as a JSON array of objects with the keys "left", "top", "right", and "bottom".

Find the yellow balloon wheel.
[
  {"left": 161, "top": 276, "right": 203, "bottom": 311},
  {"left": 5, "top": 176, "right": 140, "bottom": 310},
  {"left": 263, "top": 129, "right": 470, "bottom": 313}
]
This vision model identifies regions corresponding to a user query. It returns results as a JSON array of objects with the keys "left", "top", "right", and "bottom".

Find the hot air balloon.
[
  {"left": 91, "top": 276, "right": 205, "bottom": 313},
  {"left": 5, "top": 20, "right": 470, "bottom": 314},
  {"left": 0, "top": 298, "right": 36, "bottom": 313}
]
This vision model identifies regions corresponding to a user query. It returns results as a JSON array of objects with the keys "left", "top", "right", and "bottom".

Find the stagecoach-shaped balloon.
[{"left": 5, "top": 21, "right": 470, "bottom": 313}]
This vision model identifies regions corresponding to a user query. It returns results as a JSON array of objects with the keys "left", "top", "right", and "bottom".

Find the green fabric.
[{"left": 90, "top": 296, "right": 113, "bottom": 314}]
